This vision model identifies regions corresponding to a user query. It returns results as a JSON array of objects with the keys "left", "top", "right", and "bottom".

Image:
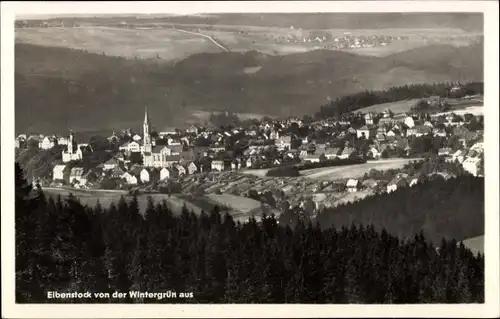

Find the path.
[{"left": 172, "top": 28, "right": 230, "bottom": 52}]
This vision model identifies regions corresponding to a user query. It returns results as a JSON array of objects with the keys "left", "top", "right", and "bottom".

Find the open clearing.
[
  {"left": 434, "top": 105, "right": 484, "bottom": 117},
  {"left": 15, "top": 27, "right": 223, "bottom": 60},
  {"left": 301, "top": 158, "right": 420, "bottom": 180},
  {"left": 357, "top": 99, "right": 421, "bottom": 115},
  {"left": 207, "top": 194, "right": 281, "bottom": 222},
  {"left": 461, "top": 235, "right": 484, "bottom": 255},
  {"left": 191, "top": 110, "right": 276, "bottom": 121},
  {"left": 16, "top": 25, "right": 478, "bottom": 61}
]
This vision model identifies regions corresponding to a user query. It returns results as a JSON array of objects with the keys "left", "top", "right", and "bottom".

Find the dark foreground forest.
[{"left": 15, "top": 162, "right": 484, "bottom": 303}]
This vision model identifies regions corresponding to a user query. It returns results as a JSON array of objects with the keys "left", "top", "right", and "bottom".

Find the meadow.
[
  {"left": 301, "top": 158, "right": 419, "bottom": 180},
  {"left": 15, "top": 26, "right": 224, "bottom": 60},
  {"left": 16, "top": 25, "right": 480, "bottom": 61}
]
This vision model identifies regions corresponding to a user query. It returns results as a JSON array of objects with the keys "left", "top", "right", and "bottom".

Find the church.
[
  {"left": 142, "top": 107, "right": 180, "bottom": 168},
  {"left": 62, "top": 131, "right": 83, "bottom": 163}
]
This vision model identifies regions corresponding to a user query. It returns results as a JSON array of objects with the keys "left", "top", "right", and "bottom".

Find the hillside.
[
  {"left": 316, "top": 175, "right": 484, "bottom": 244},
  {"left": 15, "top": 42, "right": 483, "bottom": 133},
  {"left": 26, "top": 13, "right": 483, "bottom": 31}
]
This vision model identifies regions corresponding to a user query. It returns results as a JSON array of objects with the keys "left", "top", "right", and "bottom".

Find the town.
[{"left": 15, "top": 91, "right": 484, "bottom": 219}]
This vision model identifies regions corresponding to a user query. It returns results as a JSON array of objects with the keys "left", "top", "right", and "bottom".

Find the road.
[{"left": 172, "top": 28, "right": 230, "bottom": 52}]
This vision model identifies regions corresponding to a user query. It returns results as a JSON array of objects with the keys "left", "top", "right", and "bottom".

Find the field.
[
  {"left": 206, "top": 194, "right": 281, "bottom": 222},
  {"left": 15, "top": 27, "right": 224, "bottom": 60},
  {"left": 358, "top": 97, "right": 484, "bottom": 116},
  {"left": 15, "top": 25, "right": 481, "bottom": 62},
  {"left": 301, "top": 158, "right": 419, "bottom": 180},
  {"left": 461, "top": 235, "right": 484, "bottom": 255},
  {"left": 191, "top": 110, "right": 277, "bottom": 121},
  {"left": 434, "top": 105, "right": 484, "bottom": 117},
  {"left": 43, "top": 187, "right": 203, "bottom": 215},
  {"left": 241, "top": 168, "right": 272, "bottom": 177}
]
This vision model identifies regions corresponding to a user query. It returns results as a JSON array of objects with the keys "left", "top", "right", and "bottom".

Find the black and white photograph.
[{"left": 1, "top": 1, "right": 499, "bottom": 318}]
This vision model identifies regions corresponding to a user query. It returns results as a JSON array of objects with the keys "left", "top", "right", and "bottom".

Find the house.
[
  {"left": 132, "top": 134, "right": 142, "bottom": 142},
  {"left": 39, "top": 136, "right": 57, "bottom": 150},
  {"left": 324, "top": 147, "right": 341, "bottom": 160},
  {"left": 433, "top": 128, "right": 447, "bottom": 137},
  {"left": 231, "top": 159, "right": 242, "bottom": 170},
  {"left": 375, "top": 132, "right": 386, "bottom": 142},
  {"left": 246, "top": 157, "right": 254, "bottom": 168},
  {"left": 159, "top": 128, "right": 177, "bottom": 137},
  {"left": 186, "top": 125, "right": 199, "bottom": 135},
  {"left": 104, "top": 157, "right": 119, "bottom": 170},
  {"left": 52, "top": 165, "right": 66, "bottom": 181},
  {"left": 423, "top": 121, "right": 434, "bottom": 128},
  {"left": 406, "top": 125, "right": 432, "bottom": 137},
  {"left": 404, "top": 116, "right": 415, "bottom": 128},
  {"left": 338, "top": 147, "right": 355, "bottom": 160},
  {"left": 174, "top": 164, "right": 187, "bottom": 176},
  {"left": 15, "top": 136, "right": 27, "bottom": 149},
  {"left": 140, "top": 168, "right": 151, "bottom": 183},
  {"left": 187, "top": 162, "right": 198, "bottom": 175},
  {"left": 438, "top": 148, "right": 452, "bottom": 156},
  {"left": 69, "top": 167, "right": 86, "bottom": 185},
  {"left": 378, "top": 117, "right": 395, "bottom": 126},
  {"left": 367, "top": 147, "right": 381, "bottom": 159},
  {"left": 346, "top": 179, "right": 361, "bottom": 192},
  {"left": 386, "top": 176, "right": 409, "bottom": 193},
  {"left": 470, "top": 140, "right": 484, "bottom": 153},
  {"left": 275, "top": 136, "right": 292, "bottom": 151},
  {"left": 409, "top": 173, "right": 426, "bottom": 187},
  {"left": 110, "top": 166, "right": 126, "bottom": 179},
  {"left": 165, "top": 155, "right": 181, "bottom": 167},
  {"left": 57, "top": 136, "right": 68, "bottom": 146},
  {"left": 107, "top": 131, "right": 120, "bottom": 143},
  {"left": 449, "top": 150, "right": 465, "bottom": 163},
  {"left": 211, "top": 160, "right": 228, "bottom": 172},
  {"left": 160, "top": 167, "right": 178, "bottom": 180},
  {"left": 462, "top": 157, "right": 481, "bottom": 176},
  {"left": 364, "top": 113, "right": 374, "bottom": 125},
  {"left": 119, "top": 140, "right": 142, "bottom": 153},
  {"left": 121, "top": 172, "right": 138, "bottom": 185}
]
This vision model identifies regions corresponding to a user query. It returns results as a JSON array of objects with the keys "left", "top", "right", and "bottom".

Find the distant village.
[{"left": 16, "top": 94, "right": 484, "bottom": 213}]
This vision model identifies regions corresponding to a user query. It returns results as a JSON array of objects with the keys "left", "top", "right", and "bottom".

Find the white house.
[
  {"left": 356, "top": 125, "right": 377, "bottom": 139},
  {"left": 119, "top": 141, "right": 142, "bottom": 153},
  {"left": 69, "top": 167, "right": 86, "bottom": 185},
  {"left": 275, "top": 136, "right": 292, "bottom": 151},
  {"left": 346, "top": 179, "right": 361, "bottom": 192},
  {"left": 39, "top": 136, "right": 57, "bottom": 150},
  {"left": 159, "top": 167, "right": 178, "bottom": 180},
  {"left": 132, "top": 134, "right": 142, "bottom": 142},
  {"left": 462, "top": 157, "right": 481, "bottom": 176},
  {"left": 187, "top": 162, "right": 198, "bottom": 175},
  {"left": 404, "top": 116, "right": 415, "bottom": 128},
  {"left": 53, "top": 165, "right": 66, "bottom": 181},
  {"left": 140, "top": 169, "right": 151, "bottom": 183},
  {"left": 176, "top": 164, "right": 187, "bottom": 176},
  {"left": 387, "top": 176, "right": 409, "bottom": 193},
  {"left": 121, "top": 172, "right": 138, "bottom": 185},
  {"left": 211, "top": 160, "right": 226, "bottom": 172},
  {"left": 103, "top": 157, "right": 119, "bottom": 170}
]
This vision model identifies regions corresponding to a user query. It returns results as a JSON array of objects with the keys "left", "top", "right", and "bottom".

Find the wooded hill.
[
  {"left": 16, "top": 162, "right": 484, "bottom": 303},
  {"left": 16, "top": 40, "right": 482, "bottom": 133}
]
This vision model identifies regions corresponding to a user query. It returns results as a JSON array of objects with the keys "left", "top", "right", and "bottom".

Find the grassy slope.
[{"left": 15, "top": 41, "right": 482, "bottom": 133}]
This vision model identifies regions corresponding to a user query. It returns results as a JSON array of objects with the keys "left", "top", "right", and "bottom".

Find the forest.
[
  {"left": 15, "top": 162, "right": 484, "bottom": 304},
  {"left": 315, "top": 82, "right": 484, "bottom": 119}
]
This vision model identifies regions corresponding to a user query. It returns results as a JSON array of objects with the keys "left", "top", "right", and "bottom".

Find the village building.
[
  {"left": 39, "top": 136, "right": 57, "bottom": 150},
  {"left": 387, "top": 176, "right": 409, "bottom": 193},
  {"left": 52, "top": 164, "right": 66, "bottom": 181},
  {"left": 275, "top": 136, "right": 292, "bottom": 151},
  {"left": 69, "top": 167, "right": 86, "bottom": 185},
  {"left": 103, "top": 157, "right": 119, "bottom": 170},
  {"left": 462, "top": 157, "right": 481, "bottom": 176},
  {"left": 121, "top": 172, "right": 138, "bottom": 185},
  {"left": 62, "top": 132, "right": 84, "bottom": 163},
  {"left": 346, "top": 179, "right": 361, "bottom": 192}
]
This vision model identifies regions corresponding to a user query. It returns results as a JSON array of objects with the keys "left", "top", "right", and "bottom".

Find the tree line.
[
  {"left": 15, "top": 162, "right": 484, "bottom": 303},
  {"left": 315, "top": 82, "right": 484, "bottom": 120}
]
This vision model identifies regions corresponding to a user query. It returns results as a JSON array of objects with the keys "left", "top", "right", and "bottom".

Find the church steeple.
[
  {"left": 144, "top": 106, "right": 151, "bottom": 126},
  {"left": 143, "top": 106, "right": 152, "bottom": 152}
]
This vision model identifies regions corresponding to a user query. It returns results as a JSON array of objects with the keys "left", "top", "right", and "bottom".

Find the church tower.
[
  {"left": 143, "top": 106, "right": 152, "bottom": 153},
  {"left": 67, "top": 131, "right": 74, "bottom": 154}
]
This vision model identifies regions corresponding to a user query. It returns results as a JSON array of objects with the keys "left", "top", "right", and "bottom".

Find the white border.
[{"left": 1, "top": 1, "right": 499, "bottom": 318}]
